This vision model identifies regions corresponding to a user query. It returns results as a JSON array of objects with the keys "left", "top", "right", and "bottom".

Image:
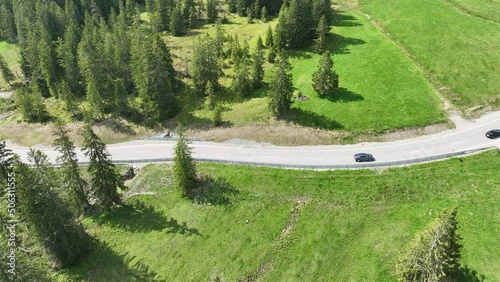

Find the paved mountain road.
[{"left": 6, "top": 112, "right": 500, "bottom": 168}]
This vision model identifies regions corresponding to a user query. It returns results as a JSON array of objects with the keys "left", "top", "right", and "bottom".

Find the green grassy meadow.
[
  {"left": 56, "top": 150, "right": 500, "bottom": 281},
  {"left": 0, "top": 41, "right": 19, "bottom": 89},
  {"left": 190, "top": 11, "right": 447, "bottom": 133},
  {"left": 357, "top": 0, "right": 500, "bottom": 111},
  {"left": 445, "top": 0, "right": 500, "bottom": 23}
]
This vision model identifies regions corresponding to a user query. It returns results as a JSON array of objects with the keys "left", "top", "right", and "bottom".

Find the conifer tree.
[
  {"left": 312, "top": 50, "right": 338, "bottom": 97},
  {"left": 172, "top": 125, "right": 197, "bottom": 197},
  {"left": 232, "top": 57, "right": 252, "bottom": 97},
  {"left": 82, "top": 123, "right": 124, "bottom": 209},
  {"left": 265, "top": 25, "right": 273, "bottom": 48},
  {"left": 214, "top": 20, "right": 226, "bottom": 58},
  {"left": 192, "top": 35, "right": 221, "bottom": 95},
  {"left": 252, "top": 36, "right": 265, "bottom": 88},
  {"left": 261, "top": 6, "right": 268, "bottom": 22},
  {"left": 17, "top": 149, "right": 90, "bottom": 268},
  {"left": 228, "top": 0, "right": 237, "bottom": 13},
  {"left": 14, "top": 85, "right": 49, "bottom": 122},
  {"left": 189, "top": 6, "right": 197, "bottom": 28},
  {"left": 312, "top": 0, "right": 333, "bottom": 24},
  {"left": 0, "top": 54, "right": 15, "bottom": 86},
  {"left": 268, "top": 51, "right": 293, "bottom": 119},
  {"left": 313, "top": 15, "right": 328, "bottom": 54},
  {"left": 53, "top": 123, "right": 90, "bottom": 213},
  {"left": 170, "top": 5, "right": 186, "bottom": 36},
  {"left": 213, "top": 104, "right": 223, "bottom": 126},
  {"left": 206, "top": 0, "right": 218, "bottom": 23},
  {"left": 0, "top": 140, "right": 15, "bottom": 181},
  {"left": 394, "top": 208, "right": 462, "bottom": 282},
  {"left": 131, "top": 29, "right": 180, "bottom": 120},
  {"left": 205, "top": 81, "right": 216, "bottom": 110}
]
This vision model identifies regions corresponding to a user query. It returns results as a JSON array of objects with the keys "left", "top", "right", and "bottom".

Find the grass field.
[
  {"left": 0, "top": 41, "right": 20, "bottom": 89},
  {"left": 357, "top": 0, "right": 500, "bottom": 111},
  {"left": 190, "top": 11, "right": 447, "bottom": 133},
  {"left": 56, "top": 150, "right": 500, "bottom": 281},
  {"left": 444, "top": 0, "right": 500, "bottom": 23}
]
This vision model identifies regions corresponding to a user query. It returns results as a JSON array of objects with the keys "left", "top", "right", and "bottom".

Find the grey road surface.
[{"left": 6, "top": 113, "right": 500, "bottom": 168}]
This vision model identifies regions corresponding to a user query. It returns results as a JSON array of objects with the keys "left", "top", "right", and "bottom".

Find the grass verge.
[{"left": 56, "top": 150, "right": 500, "bottom": 281}]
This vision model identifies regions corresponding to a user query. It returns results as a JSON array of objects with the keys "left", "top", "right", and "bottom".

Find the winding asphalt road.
[{"left": 6, "top": 112, "right": 500, "bottom": 168}]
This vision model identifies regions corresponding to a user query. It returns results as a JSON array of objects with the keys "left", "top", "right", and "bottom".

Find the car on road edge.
[
  {"left": 354, "top": 153, "right": 375, "bottom": 162},
  {"left": 485, "top": 129, "right": 500, "bottom": 139}
]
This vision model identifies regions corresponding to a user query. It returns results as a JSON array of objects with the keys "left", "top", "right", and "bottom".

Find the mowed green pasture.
[
  {"left": 445, "top": 0, "right": 500, "bottom": 23},
  {"left": 358, "top": 0, "right": 500, "bottom": 110},
  {"left": 0, "top": 41, "right": 20, "bottom": 89},
  {"left": 57, "top": 150, "right": 500, "bottom": 281},
  {"left": 192, "top": 11, "right": 446, "bottom": 133}
]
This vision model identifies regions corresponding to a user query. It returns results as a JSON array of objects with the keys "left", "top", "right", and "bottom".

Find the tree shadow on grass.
[
  {"left": 96, "top": 117, "right": 136, "bottom": 135},
  {"left": 92, "top": 201, "right": 168, "bottom": 233},
  {"left": 188, "top": 175, "right": 240, "bottom": 206},
  {"left": 327, "top": 33, "right": 366, "bottom": 55},
  {"left": 331, "top": 12, "right": 363, "bottom": 27},
  {"left": 457, "top": 265, "right": 486, "bottom": 282},
  {"left": 164, "top": 217, "right": 202, "bottom": 236},
  {"left": 67, "top": 239, "right": 166, "bottom": 281},
  {"left": 322, "top": 87, "right": 364, "bottom": 102},
  {"left": 287, "top": 107, "right": 344, "bottom": 130}
]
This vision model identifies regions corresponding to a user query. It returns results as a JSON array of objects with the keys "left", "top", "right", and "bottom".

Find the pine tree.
[
  {"left": 312, "top": 0, "right": 333, "bottom": 24},
  {"left": 273, "top": 6, "right": 290, "bottom": 51},
  {"left": 192, "top": 35, "right": 221, "bottom": 95},
  {"left": 131, "top": 29, "right": 180, "bottom": 120},
  {"left": 213, "top": 104, "right": 223, "bottom": 126},
  {"left": 206, "top": 0, "right": 218, "bottom": 23},
  {"left": 205, "top": 81, "right": 216, "bottom": 110},
  {"left": 82, "top": 123, "right": 124, "bottom": 209},
  {"left": 214, "top": 20, "right": 226, "bottom": 58},
  {"left": 232, "top": 57, "right": 252, "bottom": 97},
  {"left": 313, "top": 15, "right": 328, "bottom": 54},
  {"left": 394, "top": 208, "right": 462, "bottom": 282},
  {"left": 53, "top": 123, "right": 90, "bottom": 213},
  {"left": 252, "top": 36, "right": 265, "bottom": 88},
  {"left": 265, "top": 25, "right": 274, "bottom": 48},
  {"left": 189, "top": 6, "right": 197, "bottom": 28},
  {"left": 228, "top": 0, "right": 237, "bottom": 13},
  {"left": 247, "top": 7, "right": 254, "bottom": 23},
  {"left": 172, "top": 125, "right": 197, "bottom": 197},
  {"left": 261, "top": 6, "right": 268, "bottom": 22},
  {"left": 57, "top": 79, "right": 79, "bottom": 116},
  {"left": 312, "top": 50, "right": 338, "bottom": 97},
  {"left": 170, "top": 5, "right": 186, "bottom": 36},
  {"left": 268, "top": 51, "right": 294, "bottom": 119},
  {"left": 0, "top": 54, "right": 15, "bottom": 86},
  {"left": 0, "top": 140, "right": 15, "bottom": 181},
  {"left": 17, "top": 149, "right": 90, "bottom": 268},
  {"left": 14, "top": 85, "right": 49, "bottom": 122}
]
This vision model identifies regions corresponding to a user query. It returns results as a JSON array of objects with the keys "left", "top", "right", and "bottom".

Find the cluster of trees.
[
  {"left": 0, "top": 0, "right": 183, "bottom": 122},
  {"left": 0, "top": 0, "right": 341, "bottom": 125},
  {"left": 0, "top": 124, "right": 125, "bottom": 275}
]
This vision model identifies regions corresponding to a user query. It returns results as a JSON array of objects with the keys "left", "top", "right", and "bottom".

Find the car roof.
[
  {"left": 354, "top": 153, "right": 369, "bottom": 156},
  {"left": 489, "top": 129, "right": 500, "bottom": 133}
]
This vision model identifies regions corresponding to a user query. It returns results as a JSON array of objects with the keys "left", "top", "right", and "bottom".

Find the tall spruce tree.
[
  {"left": 206, "top": 0, "right": 218, "bottom": 23},
  {"left": 0, "top": 54, "right": 15, "bottom": 86},
  {"left": 0, "top": 140, "right": 15, "bottom": 181},
  {"left": 312, "top": 50, "right": 338, "bottom": 97},
  {"left": 172, "top": 125, "right": 197, "bottom": 197},
  {"left": 131, "top": 29, "right": 180, "bottom": 121},
  {"left": 265, "top": 25, "right": 273, "bottom": 48},
  {"left": 252, "top": 35, "right": 264, "bottom": 88},
  {"left": 268, "top": 51, "right": 293, "bottom": 119},
  {"left": 232, "top": 57, "right": 252, "bottom": 97},
  {"left": 192, "top": 35, "right": 221, "bottom": 95},
  {"left": 313, "top": 15, "right": 328, "bottom": 54},
  {"left": 170, "top": 5, "right": 186, "bottom": 36},
  {"left": 205, "top": 81, "right": 216, "bottom": 110},
  {"left": 53, "top": 123, "right": 90, "bottom": 213},
  {"left": 82, "top": 123, "right": 124, "bottom": 209},
  {"left": 17, "top": 149, "right": 90, "bottom": 268},
  {"left": 14, "top": 85, "right": 49, "bottom": 122},
  {"left": 394, "top": 208, "right": 462, "bottom": 282}
]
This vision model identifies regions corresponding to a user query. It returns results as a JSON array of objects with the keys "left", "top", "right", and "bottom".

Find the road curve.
[{"left": 6, "top": 113, "right": 500, "bottom": 168}]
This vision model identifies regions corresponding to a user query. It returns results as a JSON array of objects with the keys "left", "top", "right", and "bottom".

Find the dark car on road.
[
  {"left": 485, "top": 129, "right": 500, "bottom": 139},
  {"left": 354, "top": 153, "right": 375, "bottom": 162}
]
